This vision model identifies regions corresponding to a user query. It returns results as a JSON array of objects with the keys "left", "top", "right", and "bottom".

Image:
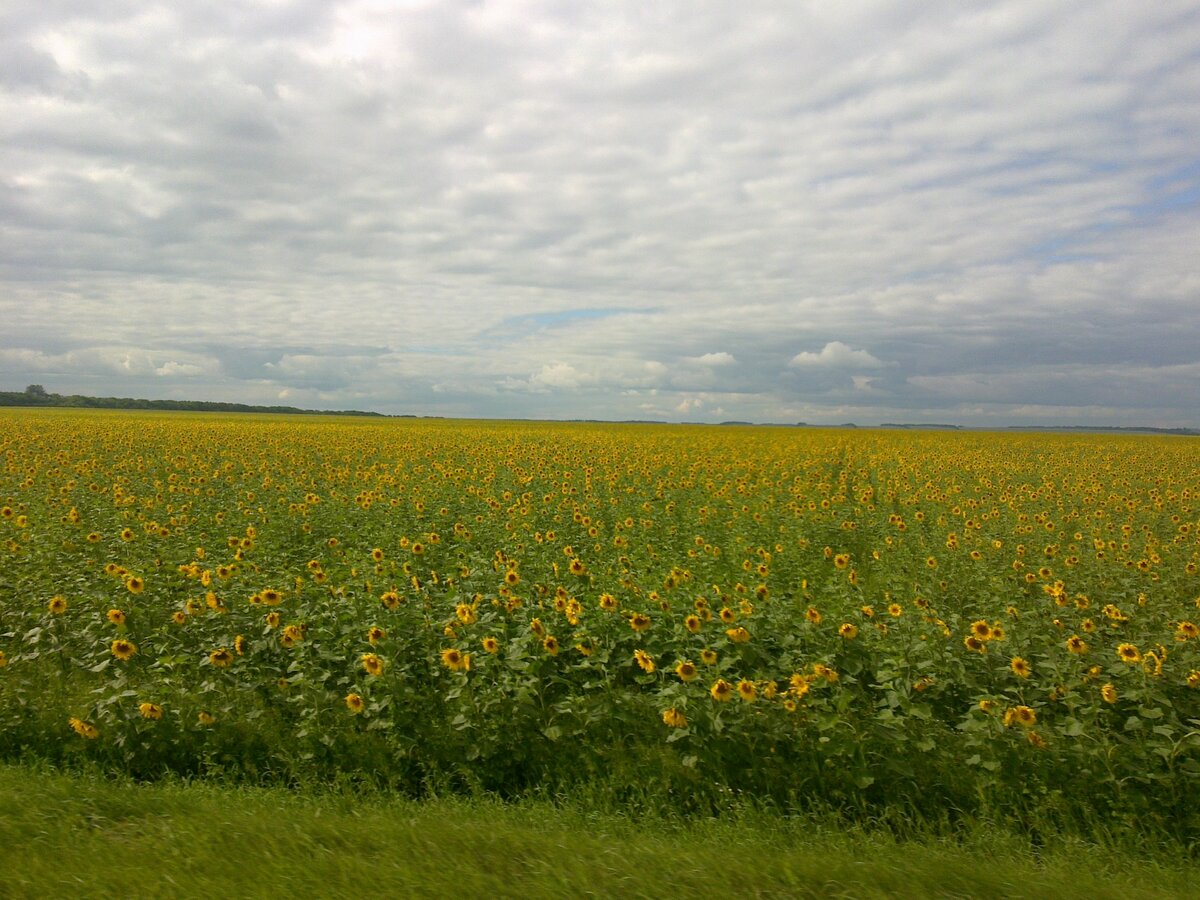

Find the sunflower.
[
  {"left": 568, "top": 558, "right": 586, "bottom": 576},
  {"left": 482, "top": 636, "right": 500, "bottom": 654},
  {"left": 684, "top": 614, "right": 702, "bottom": 633},
  {"left": 838, "top": 623, "right": 859, "bottom": 640},
  {"left": 138, "top": 702, "right": 163, "bottom": 720},
  {"left": 106, "top": 609, "right": 126, "bottom": 626},
  {"left": 675, "top": 660, "right": 698, "bottom": 682},
  {"left": 710, "top": 679, "right": 733, "bottom": 702},
  {"left": 1003, "top": 706, "right": 1037, "bottom": 728},
  {"left": 1177, "top": 621, "right": 1199, "bottom": 641},
  {"left": 345, "top": 693, "right": 365, "bottom": 714},
  {"left": 260, "top": 588, "right": 282, "bottom": 605},
  {"left": 197, "top": 711, "right": 216, "bottom": 726},
  {"left": 970, "top": 620, "right": 993, "bottom": 640},
  {"left": 47, "top": 596, "right": 68, "bottom": 615},
  {"left": 719, "top": 607, "right": 736, "bottom": 624},
  {"left": 69, "top": 717, "right": 99, "bottom": 739},
  {"left": 1010, "top": 657, "right": 1032, "bottom": 678},
  {"left": 1117, "top": 643, "right": 1141, "bottom": 664},
  {"left": 805, "top": 607, "right": 822, "bottom": 624},
  {"left": 234, "top": 634, "right": 248, "bottom": 655},
  {"left": 542, "top": 635, "right": 560, "bottom": 656},
  {"left": 125, "top": 575, "right": 144, "bottom": 594},
  {"left": 1101, "top": 683, "right": 1118, "bottom": 704},
  {"left": 700, "top": 648, "right": 718, "bottom": 666},
  {"left": 1065, "top": 635, "right": 1088, "bottom": 655},
  {"left": 265, "top": 611, "right": 281, "bottom": 629},
  {"left": 361, "top": 653, "right": 385, "bottom": 677},
  {"left": 963, "top": 635, "right": 987, "bottom": 654},
  {"left": 367, "top": 626, "right": 386, "bottom": 644},
  {"left": 371, "top": 548, "right": 384, "bottom": 562},
  {"left": 737, "top": 680, "right": 757, "bottom": 702},
  {"left": 662, "top": 708, "right": 688, "bottom": 728},
  {"left": 209, "top": 648, "right": 233, "bottom": 668},
  {"left": 111, "top": 639, "right": 137, "bottom": 661},
  {"left": 725, "top": 626, "right": 751, "bottom": 643},
  {"left": 598, "top": 593, "right": 618, "bottom": 611},
  {"left": 634, "top": 649, "right": 655, "bottom": 673},
  {"left": 629, "top": 612, "right": 652, "bottom": 633}
]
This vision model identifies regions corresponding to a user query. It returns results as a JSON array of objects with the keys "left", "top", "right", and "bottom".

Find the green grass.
[{"left": 1, "top": 764, "right": 1196, "bottom": 899}]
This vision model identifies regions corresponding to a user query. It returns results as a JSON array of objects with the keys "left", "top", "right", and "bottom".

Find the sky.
[{"left": 2, "top": 1, "right": 1199, "bottom": 426}]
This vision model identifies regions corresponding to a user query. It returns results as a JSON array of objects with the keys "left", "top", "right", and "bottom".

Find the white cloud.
[
  {"left": 1, "top": 2, "right": 1198, "bottom": 426},
  {"left": 528, "top": 362, "right": 584, "bottom": 389},
  {"left": 790, "top": 342, "right": 885, "bottom": 369},
  {"left": 155, "top": 361, "right": 204, "bottom": 377},
  {"left": 687, "top": 352, "right": 736, "bottom": 367}
]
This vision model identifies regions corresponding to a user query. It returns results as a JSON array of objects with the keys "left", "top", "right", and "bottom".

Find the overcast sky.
[{"left": 3, "top": 1, "right": 1199, "bottom": 425}]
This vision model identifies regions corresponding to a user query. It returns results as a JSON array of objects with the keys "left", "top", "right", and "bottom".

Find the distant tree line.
[{"left": 0, "top": 385, "right": 383, "bottom": 417}]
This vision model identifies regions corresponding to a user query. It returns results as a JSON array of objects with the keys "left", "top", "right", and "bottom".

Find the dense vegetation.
[
  {"left": 0, "top": 385, "right": 381, "bottom": 417},
  {"left": 1, "top": 409, "right": 1198, "bottom": 839}
]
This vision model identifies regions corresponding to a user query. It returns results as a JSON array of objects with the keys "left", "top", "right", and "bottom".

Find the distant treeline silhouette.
[{"left": 0, "top": 385, "right": 382, "bottom": 417}]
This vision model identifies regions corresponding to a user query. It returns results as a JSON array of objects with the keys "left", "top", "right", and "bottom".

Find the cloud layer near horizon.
[{"left": 3, "top": 1, "right": 1199, "bottom": 425}]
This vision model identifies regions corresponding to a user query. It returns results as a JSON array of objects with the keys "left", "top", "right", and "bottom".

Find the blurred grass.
[{"left": 2, "top": 764, "right": 1197, "bottom": 898}]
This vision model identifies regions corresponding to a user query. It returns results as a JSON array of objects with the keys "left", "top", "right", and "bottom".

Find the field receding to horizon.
[{"left": 2, "top": 408, "right": 1199, "bottom": 838}]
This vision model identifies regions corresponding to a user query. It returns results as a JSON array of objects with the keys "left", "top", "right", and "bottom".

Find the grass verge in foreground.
[{"left": 1, "top": 765, "right": 1197, "bottom": 898}]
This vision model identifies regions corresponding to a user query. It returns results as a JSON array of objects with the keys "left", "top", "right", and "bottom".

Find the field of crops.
[{"left": 2, "top": 409, "right": 1198, "bottom": 828}]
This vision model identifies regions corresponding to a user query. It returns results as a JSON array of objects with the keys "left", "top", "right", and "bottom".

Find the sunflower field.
[{"left": 2, "top": 409, "right": 1199, "bottom": 829}]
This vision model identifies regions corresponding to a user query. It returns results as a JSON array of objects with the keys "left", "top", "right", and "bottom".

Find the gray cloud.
[{"left": 2, "top": 0, "right": 1198, "bottom": 425}]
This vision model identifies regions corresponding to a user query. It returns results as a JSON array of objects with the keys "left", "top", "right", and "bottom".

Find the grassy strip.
[{"left": 0, "top": 765, "right": 1195, "bottom": 898}]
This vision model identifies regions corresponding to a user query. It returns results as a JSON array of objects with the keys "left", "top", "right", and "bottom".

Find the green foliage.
[
  {"left": 0, "top": 765, "right": 1196, "bottom": 899},
  {"left": 1, "top": 409, "right": 1199, "bottom": 838},
  {"left": 0, "top": 389, "right": 381, "bottom": 416}
]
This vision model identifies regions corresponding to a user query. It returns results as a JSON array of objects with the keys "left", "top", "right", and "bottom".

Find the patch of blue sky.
[
  {"left": 1021, "top": 224, "right": 1119, "bottom": 265},
  {"left": 1130, "top": 184, "right": 1200, "bottom": 216},
  {"left": 488, "top": 307, "right": 655, "bottom": 340},
  {"left": 1146, "top": 159, "right": 1200, "bottom": 191}
]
